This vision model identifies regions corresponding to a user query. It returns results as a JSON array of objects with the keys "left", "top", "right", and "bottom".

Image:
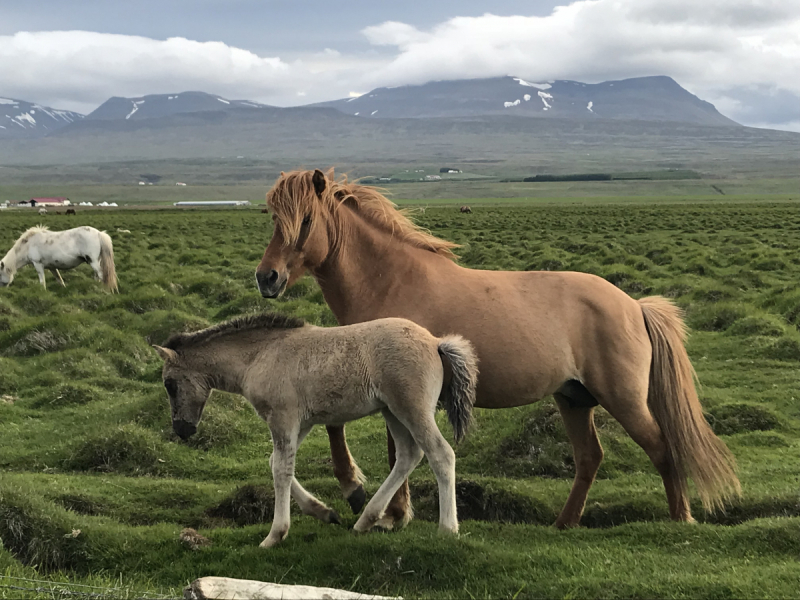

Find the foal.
[{"left": 153, "top": 313, "right": 478, "bottom": 548}]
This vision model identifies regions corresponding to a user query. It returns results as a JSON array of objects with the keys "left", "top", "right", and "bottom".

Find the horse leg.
[
  {"left": 260, "top": 423, "right": 300, "bottom": 548},
  {"left": 327, "top": 425, "right": 366, "bottom": 513},
  {"left": 603, "top": 398, "right": 693, "bottom": 522},
  {"left": 585, "top": 357, "right": 694, "bottom": 523},
  {"left": 553, "top": 392, "right": 604, "bottom": 529},
  {"left": 279, "top": 427, "right": 341, "bottom": 525},
  {"left": 50, "top": 269, "right": 66, "bottom": 287},
  {"left": 354, "top": 410, "right": 423, "bottom": 533},
  {"left": 33, "top": 262, "right": 47, "bottom": 289},
  {"left": 89, "top": 259, "right": 103, "bottom": 282},
  {"left": 375, "top": 427, "right": 413, "bottom": 530}
]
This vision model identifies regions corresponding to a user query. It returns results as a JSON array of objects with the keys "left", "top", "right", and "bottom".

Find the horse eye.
[
  {"left": 302, "top": 215, "right": 311, "bottom": 226},
  {"left": 164, "top": 378, "right": 178, "bottom": 397}
]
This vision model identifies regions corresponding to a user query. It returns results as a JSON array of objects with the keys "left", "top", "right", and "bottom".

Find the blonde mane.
[
  {"left": 13, "top": 225, "right": 49, "bottom": 249},
  {"left": 267, "top": 169, "right": 458, "bottom": 260}
]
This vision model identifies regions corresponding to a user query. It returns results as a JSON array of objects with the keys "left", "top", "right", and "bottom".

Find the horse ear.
[
  {"left": 152, "top": 345, "right": 177, "bottom": 362},
  {"left": 280, "top": 171, "right": 285, "bottom": 177},
  {"left": 312, "top": 169, "right": 327, "bottom": 197}
]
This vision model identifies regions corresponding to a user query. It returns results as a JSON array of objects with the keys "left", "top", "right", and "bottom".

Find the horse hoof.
[
  {"left": 347, "top": 485, "right": 366, "bottom": 514},
  {"left": 327, "top": 510, "right": 341, "bottom": 525}
]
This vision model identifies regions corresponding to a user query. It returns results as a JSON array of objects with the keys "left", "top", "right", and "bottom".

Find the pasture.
[{"left": 1, "top": 201, "right": 799, "bottom": 599}]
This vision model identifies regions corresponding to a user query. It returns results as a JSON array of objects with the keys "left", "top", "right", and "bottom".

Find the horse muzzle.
[
  {"left": 256, "top": 269, "right": 287, "bottom": 298},
  {"left": 173, "top": 419, "right": 197, "bottom": 440}
]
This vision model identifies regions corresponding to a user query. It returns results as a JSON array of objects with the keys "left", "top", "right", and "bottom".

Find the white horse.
[{"left": 0, "top": 225, "right": 118, "bottom": 291}]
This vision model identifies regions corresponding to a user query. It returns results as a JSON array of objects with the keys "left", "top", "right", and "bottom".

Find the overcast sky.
[{"left": 1, "top": 0, "right": 798, "bottom": 131}]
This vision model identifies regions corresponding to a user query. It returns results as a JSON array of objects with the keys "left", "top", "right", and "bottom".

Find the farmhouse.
[{"left": 29, "top": 197, "right": 71, "bottom": 207}]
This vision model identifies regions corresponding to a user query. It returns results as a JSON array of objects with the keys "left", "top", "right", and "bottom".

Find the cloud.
[
  {"left": 1, "top": 2, "right": 798, "bottom": 130},
  {"left": 0, "top": 30, "right": 377, "bottom": 113},
  {"left": 360, "top": 0, "right": 800, "bottom": 129}
]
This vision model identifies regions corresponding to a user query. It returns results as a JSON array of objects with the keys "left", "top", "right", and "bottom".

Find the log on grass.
[{"left": 184, "top": 576, "right": 402, "bottom": 600}]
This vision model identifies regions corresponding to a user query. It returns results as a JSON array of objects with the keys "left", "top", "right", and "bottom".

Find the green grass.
[{"left": 1, "top": 202, "right": 800, "bottom": 598}]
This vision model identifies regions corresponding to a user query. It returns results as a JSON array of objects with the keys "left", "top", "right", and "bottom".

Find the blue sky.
[{"left": 1, "top": 0, "right": 798, "bottom": 131}]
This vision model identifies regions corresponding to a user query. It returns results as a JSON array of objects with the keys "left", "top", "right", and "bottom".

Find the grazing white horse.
[{"left": 0, "top": 225, "right": 118, "bottom": 291}]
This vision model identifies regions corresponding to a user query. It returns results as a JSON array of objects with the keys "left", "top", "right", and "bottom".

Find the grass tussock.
[
  {"left": 706, "top": 403, "right": 783, "bottom": 435},
  {"left": 206, "top": 484, "right": 274, "bottom": 526},
  {"left": 63, "top": 424, "right": 164, "bottom": 474}
]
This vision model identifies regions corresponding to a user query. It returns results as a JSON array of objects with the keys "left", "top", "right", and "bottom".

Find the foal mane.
[
  {"left": 164, "top": 313, "right": 306, "bottom": 351},
  {"left": 267, "top": 169, "right": 458, "bottom": 260}
]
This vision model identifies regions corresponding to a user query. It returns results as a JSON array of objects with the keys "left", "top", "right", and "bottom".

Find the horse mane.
[
  {"left": 164, "top": 313, "right": 306, "bottom": 351},
  {"left": 12, "top": 225, "right": 49, "bottom": 249},
  {"left": 267, "top": 169, "right": 459, "bottom": 260}
]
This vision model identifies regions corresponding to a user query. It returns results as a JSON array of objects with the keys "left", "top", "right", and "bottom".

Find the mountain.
[
  {"left": 311, "top": 76, "right": 738, "bottom": 127},
  {"left": 0, "top": 97, "right": 84, "bottom": 139},
  {"left": 85, "top": 91, "right": 271, "bottom": 121}
]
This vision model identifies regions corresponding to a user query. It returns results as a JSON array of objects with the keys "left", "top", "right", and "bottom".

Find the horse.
[
  {"left": 152, "top": 312, "right": 478, "bottom": 547},
  {"left": 254, "top": 168, "right": 740, "bottom": 531},
  {"left": 460, "top": 206, "right": 472, "bottom": 214},
  {"left": 38, "top": 208, "right": 47, "bottom": 216},
  {"left": 0, "top": 225, "right": 118, "bottom": 292},
  {"left": 66, "top": 209, "right": 76, "bottom": 216}
]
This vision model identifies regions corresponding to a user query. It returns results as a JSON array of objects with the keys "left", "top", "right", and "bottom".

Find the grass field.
[{"left": 1, "top": 200, "right": 799, "bottom": 599}]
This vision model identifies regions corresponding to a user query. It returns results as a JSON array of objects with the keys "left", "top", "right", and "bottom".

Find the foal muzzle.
[
  {"left": 173, "top": 419, "right": 197, "bottom": 441},
  {"left": 256, "top": 269, "right": 287, "bottom": 298}
]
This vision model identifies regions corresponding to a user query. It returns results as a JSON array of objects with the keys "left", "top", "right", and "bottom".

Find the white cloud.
[
  {"left": 0, "top": 1, "right": 798, "bottom": 130},
  {"left": 359, "top": 0, "right": 800, "bottom": 129},
  {"left": 0, "top": 30, "right": 376, "bottom": 113}
]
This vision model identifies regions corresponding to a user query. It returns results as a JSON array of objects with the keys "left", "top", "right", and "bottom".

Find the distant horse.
[
  {"left": 0, "top": 225, "right": 118, "bottom": 291},
  {"left": 153, "top": 313, "right": 478, "bottom": 547},
  {"left": 460, "top": 206, "right": 472, "bottom": 214},
  {"left": 255, "top": 169, "right": 740, "bottom": 530},
  {"left": 261, "top": 207, "right": 270, "bottom": 214},
  {"left": 38, "top": 208, "right": 47, "bottom": 216},
  {"left": 66, "top": 209, "right": 76, "bottom": 216}
]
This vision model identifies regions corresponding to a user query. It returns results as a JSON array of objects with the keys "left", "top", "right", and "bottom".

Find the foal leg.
[
  {"left": 50, "top": 269, "right": 66, "bottom": 287},
  {"left": 327, "top": 425, "right": 367, "bottom": 513},
  {"left": 402, "top": 413, "right": 458, "bottom": 534},
  {"left": 553, "top": 393, "right": 604, "bottom": 529},
  {"left": 378, "top": 427, "right": 413, "bottom": 529},
  {"left": 280, "top": 427, "right": 341, "bottom": 525},
  {"left": 354, "top": 411, "right": 423, "bottom": 533},
  {"left": 261, "top": 423, "right": 299, "bottom": 548}
]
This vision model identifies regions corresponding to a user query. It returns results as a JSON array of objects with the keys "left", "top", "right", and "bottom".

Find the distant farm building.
[
  {"left": 173, "top": 201, "right": 251, "bottom": 207},
  {"left": 28, "top": 197, "right": 71, "bottom": 207},
  {"left": 175, "top": 182, "right": 187, "bottom": 186}
]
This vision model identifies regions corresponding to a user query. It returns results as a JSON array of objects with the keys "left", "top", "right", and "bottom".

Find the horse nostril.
[{"left": 267, "top": 270, "right": 279, "bottom": 285}]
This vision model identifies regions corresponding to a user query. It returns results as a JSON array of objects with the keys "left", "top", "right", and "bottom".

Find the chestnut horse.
[{"left": 255, "top": 169, "right": 740, "bottom": 530}]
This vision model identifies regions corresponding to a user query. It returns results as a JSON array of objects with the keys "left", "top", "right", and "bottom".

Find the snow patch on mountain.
[{"left": 514, "top": 78, "right": 552, "bottom": 90}]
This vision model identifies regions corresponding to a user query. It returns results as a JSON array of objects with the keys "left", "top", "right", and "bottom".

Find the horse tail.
[
  {"left": 437, "top": 335, "right": 479, "bottom": 443},
  {"left": 639, "top": 296, "right": 740, "bottom": 511},
  {"left": 98, "top": 231, "right": 118, "bottom": 293}
]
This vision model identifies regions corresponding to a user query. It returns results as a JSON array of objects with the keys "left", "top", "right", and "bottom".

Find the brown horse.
[{"left": 255, "top": 168, "right": 740, "bottom": 530}]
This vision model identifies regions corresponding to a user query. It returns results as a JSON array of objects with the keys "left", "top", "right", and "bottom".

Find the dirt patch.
[
  {"left": 206, "top": 484, "right": 274, "bottom": 526},
  {"left": 411, "top": 480, "right": 553, "bottom": 525}
]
